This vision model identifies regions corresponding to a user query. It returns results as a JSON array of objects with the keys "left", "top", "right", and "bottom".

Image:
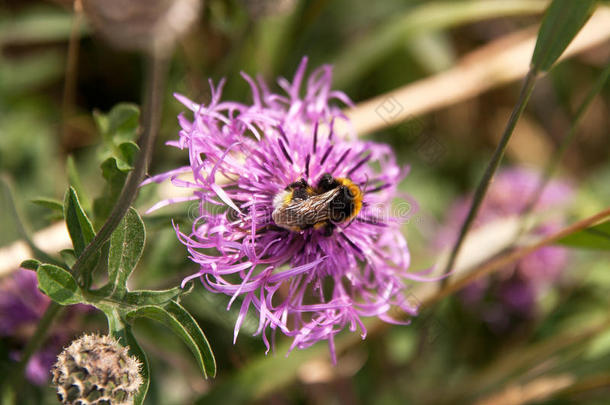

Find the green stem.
[
  {"left": 441, "top": 68, "right": 538, "bottom": 279},
  {"left": 521, "top": 58, "right": 610, "bottom": 218},
  {"left": 71, "top": 53, "right": 167, "bottom": 284}
]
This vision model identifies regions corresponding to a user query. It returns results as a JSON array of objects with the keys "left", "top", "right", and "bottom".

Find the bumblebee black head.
[
  {"left": 283, "top": 178, "right": 311, "bottom": 201},
  {"left": 317, "top": 173, "right": 339, "bottom": 193},
  {"left": 286, "top": 178, "right": 309, "bottom": 191},
  {"left": 328, "top": 186, "right": 354, "bottom": 223}
]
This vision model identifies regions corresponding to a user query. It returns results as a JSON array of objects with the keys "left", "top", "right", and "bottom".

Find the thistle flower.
[
  {"left": 0, "top": 269, "right": 88, "bottom": 385},
  {"left": 145, "top": 58, "right": 422, "bottom": 361},
  {"left": 52, "top": 334, "right": 142, "bottom": 405},
  {"left": 439, "top": 168, "right": 572, "bottom": 330}
]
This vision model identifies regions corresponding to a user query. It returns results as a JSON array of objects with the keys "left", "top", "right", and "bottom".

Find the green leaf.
[
  {"left": 36, "top": 263, "right": 84, "bottom": 305},
  {"left": 105, "top": 208, "right": 145, "bottom": 296},
  {"left": 115, "top": 141, "right": 139, "bottom": 171},
  {"left": 67, "top": 155, "right": 91, "bottom": 211},
  {"left": 164, "top": 301, "right": 216, "bottom": 378},
  {"left": 59, "top": 249, "right": 77, "bottom": 268},
  {"left": 30, "top": 197, "right": 63, "bottom": 213},
  {"left": 21, "top": 259, "right": 41, "bottom": 271},
  {"left": 93, "top": 157, "right": 129, "bottom": 227},
  {"left": 557, "top": 220, "right": 610, "bottom": 250},
  {"left": 127, "top": 302, "right": 216, "bottom": 378},
  {"left": 106, "top": 104, "right": 140, "bottom": 141},
  {"left": 124, "top": 285, "right": 191, "bottom": 307},
  {"left": 531, "top": 0, "right": 598, "bottom": 72},
  {"left": 63, "top": 187, "right": 95, "bottom": 256},
  {"left": 106, "top": 310, "right": 150, "bottom": 405},
  {"left": 94, "top": 103, "right": 140, "bottom": 145}
]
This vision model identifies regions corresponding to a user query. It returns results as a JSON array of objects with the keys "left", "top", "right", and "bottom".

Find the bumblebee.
[{"left": 272, "top": 173, "right": 363, "bottom": 236}]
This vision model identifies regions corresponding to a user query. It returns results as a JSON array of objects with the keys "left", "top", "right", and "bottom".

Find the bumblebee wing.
[{"left": 272, "top": 188, "right": 340, "bottom": 230}]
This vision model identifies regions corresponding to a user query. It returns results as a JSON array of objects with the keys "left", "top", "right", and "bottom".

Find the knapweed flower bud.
[
  {"left": 52, "top": 334, "right": 142, "bottom": 405},
  {"left": 82, "top": 0, "right": 201, "bottom": 55}
]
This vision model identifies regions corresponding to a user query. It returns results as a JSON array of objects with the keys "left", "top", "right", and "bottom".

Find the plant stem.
[
  {"left": 71, "top": 53, "right": 168, "bottom": 284},
  {"left": 60, "top": 0, "right": 84, "bottom": 149},
  {"left": 521, "top": 58, "right": 610, "bottom": 218},
  {"left": 441, "top": 68, "right": 538, "bottom": 281}
]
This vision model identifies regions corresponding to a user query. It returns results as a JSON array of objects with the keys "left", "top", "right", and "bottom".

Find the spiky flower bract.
[
  {"left": 439, "top": 167, "right": 573, "bottom": 331},
  {"left": 52, "top": 334, "right": 142, "bottom": 405},
  {"left": 146, "top": 58, "right": 423, "bottom": 362}
]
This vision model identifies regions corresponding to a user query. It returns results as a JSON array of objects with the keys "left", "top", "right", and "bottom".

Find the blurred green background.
[{"left": 1, "top": 0, "right": 609, "bottom": 404}]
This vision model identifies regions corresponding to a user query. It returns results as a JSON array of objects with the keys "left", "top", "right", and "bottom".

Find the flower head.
[
  {"left": 146, "top": 58, "right": 421, "bottom": 361},
  {"left": 52, "top": 333, "right": 142, "bottom": 405},
  {"left": 439, "top": 167, "right": 572, "bottom": 331}
]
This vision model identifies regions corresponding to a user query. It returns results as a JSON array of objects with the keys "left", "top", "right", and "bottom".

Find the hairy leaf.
[
  {"left": 123, "top": 285, "right": 190, "bottom": 307},
  {"left": 20, "top": 258, "right": 41, "bottom": 271},
  {"left": 63, "top": 187, "right": 95, "bottom": 256},
  {"left": 127, "top": 303, "right": 216, "bottom": 378},
  {"left": 106, "top": 207, "right": 145, "bottom": 296},
  {"left": 93, "top": 157, "right": 129, "bottom": 226},
  {"left": 59, "top": 249, "right": 77, "bottom": 268},
  {"left": 36, "top": 263, "right": 83, "bottom": 305}
]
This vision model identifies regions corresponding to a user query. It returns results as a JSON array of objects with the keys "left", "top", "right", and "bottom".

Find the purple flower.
[
  {"left": 145, "top": 58, "right": 423, "bottom": 361},
  {"left": 22, "top": 338, "right": 63, "bottom": 386},
  {"left": 1, "top": 269, "right": 88, "bottom": 385},
  {"left": 439, "top": 168, "right": 572, "bottom": 331},
  {"left": 0, "top": 268, "right": 49, "bottom": 336}
]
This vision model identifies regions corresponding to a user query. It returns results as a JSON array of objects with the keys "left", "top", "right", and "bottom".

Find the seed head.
[{"left": 52, "top": 334, "right": 142, "bottom": 405}]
